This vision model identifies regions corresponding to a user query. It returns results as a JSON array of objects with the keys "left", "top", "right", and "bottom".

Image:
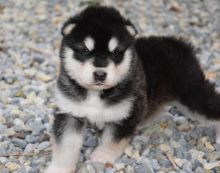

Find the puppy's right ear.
[
  {"left": 61, "top": 15, "right": 80, "bottom": 36},
  {"left": 124, "top": 19, "right": 138, "bottom": 37}
]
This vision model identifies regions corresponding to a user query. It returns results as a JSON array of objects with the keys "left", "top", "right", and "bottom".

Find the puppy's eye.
[
  {"left": 76, "top": 48, "right": 90, "bottom": 55},
  {"left": 112, "top": 48, "right": 125, "bottom": 56}
]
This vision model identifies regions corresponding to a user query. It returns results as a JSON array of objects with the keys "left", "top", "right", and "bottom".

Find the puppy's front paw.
[
  {"left": 89, "top": 146, "right": 121, "bottom": 164},
  {"left": 45, "top": 165, "right": 75, "bottom": 173}
]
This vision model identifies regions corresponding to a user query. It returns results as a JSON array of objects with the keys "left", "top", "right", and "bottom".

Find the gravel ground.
[{"left": 1, "top": 0, "right": 220, "bottom": 173}]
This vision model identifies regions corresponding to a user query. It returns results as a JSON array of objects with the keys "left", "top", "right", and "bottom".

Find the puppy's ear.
[
  {"left": 61, "top": 15, "right": 80, "bottom": 36},
  {"left": 124, "top": 19, "right": 138, "bottom": 37}
]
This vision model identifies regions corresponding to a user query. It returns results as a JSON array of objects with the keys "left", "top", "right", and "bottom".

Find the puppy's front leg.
[
  {"left": 90, "top": 125, "right": 130, "bottom": 164},
  {"left": 45, "top": 113, "right": 85, "bottom": 173}
]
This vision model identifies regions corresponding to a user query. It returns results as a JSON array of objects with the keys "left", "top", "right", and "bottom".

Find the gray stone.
[
  {"left": 158, "top": 159, "right": 171, "bottom": 168},
  {"left": 151, "top": 159, "right": 160, "bottom": 171},
  {"left": 0, "top": 147, "right": 7, "bottom": 156},
  {"left": 25, "top": 135, "right": 39, "bottom": 143},
  {"left": 183, "top": 161, "right": 192, "bottom": 172},
  {"left": 13, "top": 125, "right": 24, "bottom": 132},
  {"left": 0, "top": 157, "right": 8, "bottom": 164},
  {"left": 194, "top": 167, "right": 204, "bottom": 173},
  {"left": 192, "top": 159, "right": 203, "bottom": 171},
  {"left": 83, "top": 135, "right": 98, "bottom": 148},
  {"left": 28, "top": 167, "right": 39, "bottom": 173},
  {"left": 27, "top": 120, "right": 45, "bottom": 136},
  {"left": 15, "top": 167, "right": 28, "bottom": 173},
  {"left": 174, "top": 149, "right": 184, "bottom": 159},
  {"left": 133, "top": 135, "right": 149, "bottom": 143},
  {"left": 0, "top": 125, "right": 7, "bottom": 134},
  {"left": 105, "top": 168, "right": 115, "bottom": 173},
  {"left": 38, "top": 141, "right": 50, "bottom": 151},
  {"left": 183, "top": 152, "right": 192, "bottom": 161},
  {"left": 24, "top": 144, "right": 35, "bottom": 153},
  {"left": 214, "top": 143, "right": 220, "bottom": 151},
  {"left": 121, "top": 156, "right": 135, "bottom": 165},
  {"left": 134, "top": 165, "right": 146, "bottom": 173},
  {"left": 140, "top": 158, "right": 155, "bottom": 173},
  {"left": 11, "top": 138, "right": 27, "bottom": 149},
  {"left": 33, "top": 55, "right": 45, "bottom": 63},
  {"left": 0, "top": 169, "right": 9, "bottom": 173}
]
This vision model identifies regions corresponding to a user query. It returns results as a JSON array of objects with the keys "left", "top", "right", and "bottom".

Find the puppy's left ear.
[
  {"left": 61, "top": 15, "right": 80, "bottom": 36},
  {"left": 124, "top": 19, "right": 138, "bottom": 37}
]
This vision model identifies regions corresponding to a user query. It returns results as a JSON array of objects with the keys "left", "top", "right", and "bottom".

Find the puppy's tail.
[
  {"left": 175, "top": 78, "right": 220, "bottom": 121},
  {"left": 169, "top": 40, "right": 220, "bottom": 121}
]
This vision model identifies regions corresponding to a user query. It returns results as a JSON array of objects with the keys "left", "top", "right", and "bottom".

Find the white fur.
[
  {"left": 113, "top": 48, "right": 132, "bottom": 83},
  {"left": 125, "top": 25, "right": 136, "bottom": 36},
  {"left": 64, "top": 46, "right": 94, "bottom": 86},
  {"left": 84, "top": 36, "right": 95, "bottom": 51},
  {"left": 55, "top": 88, "right": 134, "bottom": 124},
  {"left": 90, "top": 127, "right": 129, "bottom": 163},
  {"left": 63, "top": 46, "right": 132, "bottom": 90},
  {"left": 63, "top": 24, "right": 75, "bottom": 36},
  {"left": 45, "top": 132, "right": 83, "bottom": 173},
  {"left": 108, "top": 37, "right": 118, "bottom": 52}
]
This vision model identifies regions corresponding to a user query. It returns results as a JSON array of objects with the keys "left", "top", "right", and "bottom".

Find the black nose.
[{"left": 93, "top": 70, "right": 107, "bottom": 82}]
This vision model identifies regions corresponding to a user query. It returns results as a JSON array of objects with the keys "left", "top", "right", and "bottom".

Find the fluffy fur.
[{"left": 45, "top": 6, "right": 220, "bottom": 173}]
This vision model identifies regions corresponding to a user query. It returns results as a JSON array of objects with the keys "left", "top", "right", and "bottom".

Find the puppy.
[{"left": 45, "top": 6, "right": 220, "bottom": 173}]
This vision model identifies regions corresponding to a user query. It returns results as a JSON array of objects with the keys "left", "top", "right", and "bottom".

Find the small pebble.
[
  {"left": 11, "top": 138, "right": 27, "bottom": 149},
  {"left": 38, "top": 141, "right": 50, "bottom": 151},
  {"left": 5, "top": 162, "right": 21, "bottom": 171}
]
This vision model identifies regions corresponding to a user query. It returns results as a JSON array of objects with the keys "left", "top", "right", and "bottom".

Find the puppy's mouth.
[
  {"left": 94, "top": 82, "right": 105, "bottom": 86},
  {"left": 88, "top": 83, "right": 112, "bottom": 90}
]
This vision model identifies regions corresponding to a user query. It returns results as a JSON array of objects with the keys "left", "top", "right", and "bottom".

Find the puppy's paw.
[
  {"left": 45, "top": 165, "right": 75, "bottom": 173},
  {"left": 89, "top": 145, "right": 121, "bottom": 164}
]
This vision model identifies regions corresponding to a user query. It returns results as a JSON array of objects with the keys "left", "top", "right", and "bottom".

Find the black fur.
[{"left": 135, "top": 36, "right": 220, "bottom": 120}]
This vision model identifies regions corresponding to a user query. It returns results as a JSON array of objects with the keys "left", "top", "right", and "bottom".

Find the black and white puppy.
[{"left": 45, "top": 6, "right": 220, "bottom": 173}]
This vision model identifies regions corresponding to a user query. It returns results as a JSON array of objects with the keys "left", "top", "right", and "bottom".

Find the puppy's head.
[{"left": 60, "top": 6, "right": 137, "bottom": 90}]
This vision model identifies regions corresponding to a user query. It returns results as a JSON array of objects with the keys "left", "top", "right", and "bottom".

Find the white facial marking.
[
  {"left": 64, "top": 46, "right": 95, "bottom": 86},
  {"left": 107, "top": 48, "right": 132, "bottom": 86},
  {"left": 108, "top": 37, "right": 118, "bottom": 52},
  {"left": 63, "top": 24, "right": 76, "bottom": 36},
  {"left": 64, "top": 46, "right": 82, "bottom": 81},
  {"left": 84, "top": 36, "right": 95, "bottom": 51},
  {"left": 56, "top": 87, "right": 134, "bottom": 124},
  {"left": 126, "top": 25, "right": 136, "bottom": 36},
  {"left": 116, "top": 48, "right": 132, "bottom": 80}
]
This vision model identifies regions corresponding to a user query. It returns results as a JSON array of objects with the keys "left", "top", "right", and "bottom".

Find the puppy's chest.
[{"left": 56, "top": 89, "right": 133, "bottom": 124}]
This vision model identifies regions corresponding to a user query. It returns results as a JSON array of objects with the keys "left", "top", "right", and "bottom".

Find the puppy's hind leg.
[{"left": 45, "top": 113, "right": 85, "bottom": 173}]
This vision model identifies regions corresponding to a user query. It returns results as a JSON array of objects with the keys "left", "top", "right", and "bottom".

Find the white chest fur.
[{"left": 55, "top": 88, "right": 134, "bottom": 124}]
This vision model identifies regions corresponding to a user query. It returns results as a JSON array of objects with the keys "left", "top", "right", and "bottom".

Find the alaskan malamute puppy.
[{"left": 45, "top": 6, "right": 220, "bottom": 173}]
